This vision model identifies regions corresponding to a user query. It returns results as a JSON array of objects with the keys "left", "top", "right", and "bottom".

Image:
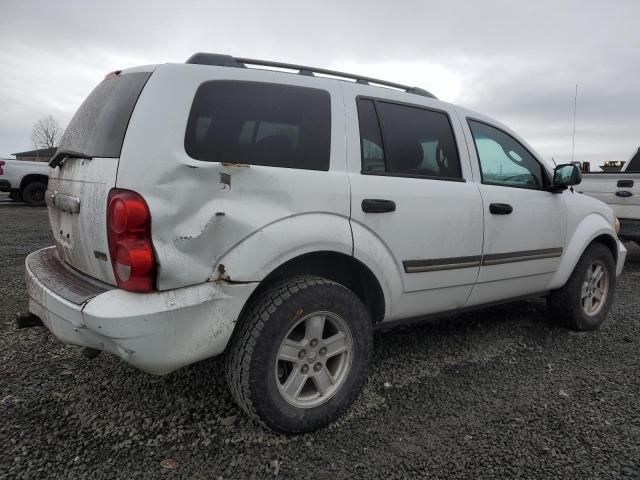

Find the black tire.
[
  {"left": 9, "top": 189, "right": 22, "bottom": 202},
  {"left": 225, "top": 276, "right": 372, "bottom": 433},
  {"left": 547, "top": 243, "right": 616, "bottom": 331},
  {"left": 21, "top": 182, "right": 46, "bottom": 206}
]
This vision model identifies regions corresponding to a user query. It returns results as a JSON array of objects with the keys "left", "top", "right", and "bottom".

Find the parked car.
[
  {"left": 578, "top": 149, "right": 640, "bottom": 244},
  {"left": 0, "top": 158, "right": 50, "bottom": 205},
  {"left": 22, "top": 53, "right": 626, "bottom": 432}
]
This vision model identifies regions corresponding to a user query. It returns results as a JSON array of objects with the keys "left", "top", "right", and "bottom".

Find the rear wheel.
[
  {"left": 547, "top": 243, "right": 616, "bottom": 331},
  {"left": 225, "top": 276, "right": 372, "bottom": 433},
  {"left": 21, "top": 182, "right": 46, "bottom": 206}
]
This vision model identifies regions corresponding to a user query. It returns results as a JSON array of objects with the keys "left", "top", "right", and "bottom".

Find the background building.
[{"left": 11, "top": 147, "right": 56, "bottom": 162}]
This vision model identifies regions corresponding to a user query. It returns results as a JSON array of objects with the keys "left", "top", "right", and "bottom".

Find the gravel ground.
[{"left": 1, "top": 201, "right": 639, "bottom": 479}]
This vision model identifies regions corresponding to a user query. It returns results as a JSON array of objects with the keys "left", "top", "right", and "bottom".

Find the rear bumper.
[
  {"left": 618, "top": 218, "right": 640, "bottom": 242},
  {"left": 26, "top": 247, "right": 257, "bottom": 375},
  {"left": 0, "top": 179, "right": 11, "bottom": 192}
]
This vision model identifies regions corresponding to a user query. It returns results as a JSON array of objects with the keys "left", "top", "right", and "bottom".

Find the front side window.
[
  {"left": 185, "top": 81, "right": 331, "bottom": 170},
  {"left": 468, "top": 120, "right": 546, "bottom": 189},
  {"left": 356, "top": 98, "right": 462, "bottom": 180}
]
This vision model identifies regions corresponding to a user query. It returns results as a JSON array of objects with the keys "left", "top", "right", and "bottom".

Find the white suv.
[{"left": 23, "top": 53, "right": 626, "bottom": 432}]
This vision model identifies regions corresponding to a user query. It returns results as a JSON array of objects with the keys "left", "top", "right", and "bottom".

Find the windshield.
[{"left": 58, "top": 72, "right": 151, "bottom": 158}]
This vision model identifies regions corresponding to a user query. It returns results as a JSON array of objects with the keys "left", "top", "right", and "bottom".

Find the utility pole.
[{"left": 571, "top": 84, "right": 578, "bottom": 163}]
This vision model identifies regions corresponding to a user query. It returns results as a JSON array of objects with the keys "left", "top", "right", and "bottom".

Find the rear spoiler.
[{"left": 49, "top": 149, "right": 93, "bottom": 168}]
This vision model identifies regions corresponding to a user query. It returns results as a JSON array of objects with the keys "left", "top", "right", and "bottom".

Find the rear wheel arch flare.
[{"left": 237, "top": 251, "right": 386, "bottom": 326}]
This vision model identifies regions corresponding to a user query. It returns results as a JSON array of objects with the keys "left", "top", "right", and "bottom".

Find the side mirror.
[{"left": 553, "top": 163, "right": 582, "bottom": 187}]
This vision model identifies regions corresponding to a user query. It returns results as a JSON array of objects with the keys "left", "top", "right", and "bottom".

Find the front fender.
[{"left": 549, "top": 212, "right": 618, "bottom": 290}]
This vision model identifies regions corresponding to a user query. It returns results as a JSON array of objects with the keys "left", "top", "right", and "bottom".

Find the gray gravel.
[{"left": 1, "top": 201, "right": 639, "bottom": 479}]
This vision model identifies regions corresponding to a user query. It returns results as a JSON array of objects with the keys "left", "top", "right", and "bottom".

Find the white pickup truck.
[
  {"left": 0, "top": 159, "right": 50, "bottom": 206},
  {"left": 579, "top": 149, "right": 640, "bottom": 244}
]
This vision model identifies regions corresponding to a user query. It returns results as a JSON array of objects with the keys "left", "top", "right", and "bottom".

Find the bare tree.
[{"left": 31, "top": 115, "right": 62, "bottom": 151}]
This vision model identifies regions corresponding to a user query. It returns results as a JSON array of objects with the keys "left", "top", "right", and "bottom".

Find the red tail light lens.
[
  {"left": 0, "top": 160, "right": 4, "bottom": 176},
  {"left": 107, "top": 189, "right": 156, "bottom": 292}
]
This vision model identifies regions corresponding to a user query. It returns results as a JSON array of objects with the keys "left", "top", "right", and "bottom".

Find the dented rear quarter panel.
[{"left": 115, "top": 63, "right": 351, "bottom": 290}]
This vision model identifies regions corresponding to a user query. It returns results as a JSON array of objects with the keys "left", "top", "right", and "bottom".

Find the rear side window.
[
  {"left": 356, "top": 99, "right": 462, "bottom": 180},
  {"left": 58, "top": 72, "right": 151, "bottom": 158},
  {"left": 185, "top": 81, "right": 331, "bottom": 170}
]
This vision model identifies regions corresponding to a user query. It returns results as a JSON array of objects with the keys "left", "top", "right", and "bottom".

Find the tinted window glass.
[
  {"left": 58, "top": 72, "right": 151, "bottom": 158},
  {"left": 356, "top": 99, "right": 385, "bottom": 172},
  {"left": 468, "top": 120, "right": 545, "bottom": 188},
  {"left": 185, "top": 81, "right": 331, "bottom": 170},
  {"left": 376, "top": 102, "right": 461, "bottom": 179},
  {"left": 626, "top": 149, "right": 640, "bottom": 172}
]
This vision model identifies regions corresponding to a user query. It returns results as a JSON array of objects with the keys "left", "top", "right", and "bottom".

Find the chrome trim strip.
[{"left": 481, "top": 247, "right": 563, "bottom": 266}]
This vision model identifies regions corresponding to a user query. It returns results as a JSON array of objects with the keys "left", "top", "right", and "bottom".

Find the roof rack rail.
[{"left": 185, "top": 52, "right": 437, "bottom": 99}]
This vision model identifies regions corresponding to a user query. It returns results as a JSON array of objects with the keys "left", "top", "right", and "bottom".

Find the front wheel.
[
  {"left": 225, "top": 276, "right": 372, "bottom": 433},
  {"left": 547, "top": 243, "right": 616, "bottom": 331}
]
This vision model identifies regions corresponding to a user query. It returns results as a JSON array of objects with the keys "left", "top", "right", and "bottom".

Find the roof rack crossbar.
[{"left": 185, "top": 52, "right": 437, "bottom": 99}]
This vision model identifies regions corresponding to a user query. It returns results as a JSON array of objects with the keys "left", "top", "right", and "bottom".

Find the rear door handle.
[
  {"left": 489, "top": 203, "right": 513, "bottom": 215},
  {"left": 615, "top": 190, "right": 633, "bottom": 198},
  {"left": 617, "top": 180, "right": 634, "bottom": 188},
  {"left": 362, "top": 199, "right": 396, "bottom": 213}
]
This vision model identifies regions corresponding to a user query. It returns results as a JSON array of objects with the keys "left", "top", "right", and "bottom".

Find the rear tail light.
[
  {"left": 0, "top": 160, "right": 4, "bottom": 176},
  {"left": 107, "top": 189, "right": 156, "bottom": 292}
]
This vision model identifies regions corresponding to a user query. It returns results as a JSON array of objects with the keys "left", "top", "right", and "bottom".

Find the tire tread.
[{"left": 225, "top": 276, "right": 340, "bottom": 428}]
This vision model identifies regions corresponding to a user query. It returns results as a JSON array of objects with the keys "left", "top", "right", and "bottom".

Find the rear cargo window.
[
  {"left": 185, "top": 81, "right": 331, "bottom": 170},
  {"left": 58, "top": 72, "right": 150, "bottom": 158}
]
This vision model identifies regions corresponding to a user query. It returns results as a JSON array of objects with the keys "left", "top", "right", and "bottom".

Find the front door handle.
[
  {"left": 489, "top": 203, "right": 513, "bottom": 215},
  {"left": 362, "top": 199, "right": 396, "bottom": 213}
]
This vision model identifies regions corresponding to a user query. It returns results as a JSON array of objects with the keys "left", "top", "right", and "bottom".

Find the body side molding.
[{"left": 403, "top": 248, "right": 563, "bottom": 273}]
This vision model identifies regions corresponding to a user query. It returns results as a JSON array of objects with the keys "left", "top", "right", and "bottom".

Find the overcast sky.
[{"left": 1, "top": 0, "right": 639, "bottom": 166}]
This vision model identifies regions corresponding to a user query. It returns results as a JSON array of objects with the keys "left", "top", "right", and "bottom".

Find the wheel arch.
[
  {"left": 20, "top": 174, "right": 48, "bottom": 191},
  {"left": 591, "top": 233, "right": 618, "bottom": 264},
  {"left": 236, "top": 251, "right": 387, "bottom": 325},
  {"left": 549, "top": 213, "right": 618, "bottom": 290}
]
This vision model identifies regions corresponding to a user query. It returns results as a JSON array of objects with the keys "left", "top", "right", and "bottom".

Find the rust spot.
[{"left": 218, "top": 264, "right": 226, "bottom": 275}]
